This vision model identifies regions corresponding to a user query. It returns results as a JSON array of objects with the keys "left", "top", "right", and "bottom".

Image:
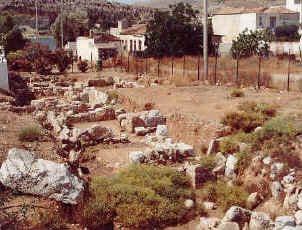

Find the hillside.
[{"left": 133, "top": 0, "right": 285, "bottom": 10}]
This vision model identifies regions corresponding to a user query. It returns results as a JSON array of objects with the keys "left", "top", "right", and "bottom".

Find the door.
[{"left": 270, "top": 16, "right": 277, "bottom": 29}]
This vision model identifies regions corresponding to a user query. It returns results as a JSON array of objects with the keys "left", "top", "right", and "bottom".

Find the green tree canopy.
[
  {"left": 0, "top": 15, "right": 27, "bottom": 54},
  {"left": 145, "top": 3, "right": 213, "bottom": 58},
  {"left": 51, "top": 11, "right": 89, "bottom": 47},
  {"left": 231, "top": 29, "right": 272, "bottom": 59}
]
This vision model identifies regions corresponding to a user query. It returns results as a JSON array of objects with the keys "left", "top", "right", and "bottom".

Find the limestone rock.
[
  {"left": 271, "top": 181, "right": 283, "bottom": 200},
  {"left": 247, "top": 192, "right": 262, "bottom": 209},
  {"left": 184, "top": 199, "right": 194, "bottom": 209},
  {"left": 197, "top": 217, "right": 220, "bottom": 230},
  {"left": 295, "top": 211, "right": 302, "bottom": 225},
  {"left": 225, "top": 155, "right": 238, "bottom": 178},
  {"left": 222, "top": 206, "right": 251, "bottom": 227},
  {"left": 249, "top": 211, "right": 272, "bottom": 230},
  {"left": 155, "top": 124, "right": 168, "bottom": 137},
  {"left": 129, "top": 151, "right": 145, "bottom": 164},
  {"left": 274, "top": 216, "right": 295, "bottom": 230},
  {"left": 0, "top": 148, "right": 84, "bottom": 204},
  {"left": 217, "top": 221, "right": 240, "bottom": 230}
]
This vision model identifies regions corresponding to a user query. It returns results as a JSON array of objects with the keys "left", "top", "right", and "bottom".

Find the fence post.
[
  {"left": 120, "top": 51, "right": 123, "bottom": 71},
  {"left": 135, "top": 55, "right": 138, "bottom": 75},
  {"left": 257, "top": 55, "right": 261, "bottom": 90},
  {"left": 287, "top": 49, "right": 291, "bottom": 92},
  {"left": 197, "top": 55, "right": 200, "bottom": 81},
  {"left": 236, "top": 56, "right": 239, "bottom": 87},
  {"left": 157, "top": 58, "right": 160, "bottom": 79},
  {"left": 145, "top": 56, "right": 148, "bottom": 74},
  {"left": 90, "top": 52, "right": 93, "bottom": 70},
  {"left": 171, "top": 56, "right": 174, "bottom": 79},
  {"left": 71, "top": 52, "right": 74, "bottom": 73},
  {"left": 214, "top": 50, "right": 218, "bottom": 85},
  {"left": 127, "top": 53, "right": 130, "bottom": 72},
  {"left": 183, "top": 56, "right": 186, "bottom": 78}
]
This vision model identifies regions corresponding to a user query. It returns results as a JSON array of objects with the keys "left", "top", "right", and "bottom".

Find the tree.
[
  {"left": 51, "top": 12, "right": 89, "bottom": 47},
  {"left": 231, "top": 29, "right": 271, "bottom": 84},
  {"left": 145, "top": 3, "right": 213, "bottom": 58},
  {"left": 53, "top": 49, "right": 73, "bottom": 73},
  {"left": 77, "top": 60, "right": 89, "bottom": 73}
]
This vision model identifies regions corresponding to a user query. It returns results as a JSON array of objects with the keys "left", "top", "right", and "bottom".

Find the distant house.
[
  {"left": 0, "top": 47, "right": 9, "bottom": 92},
  {"left": 287, "top": 0, "right": 302, "bottom": 13},
  {"left": 110, "top": 21, "right": 147, "bottom": 53},
  {"left": 212, "top": 6, "right": 299, "bottom": 44},
  {"left": 69, "top": 33, "right": 120, "bottom": 62}
]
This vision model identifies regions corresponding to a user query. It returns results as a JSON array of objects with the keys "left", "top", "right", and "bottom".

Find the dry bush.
[
  {"left": 230, "top": 89, "right": 245, "bottom": 98},
  {"left": 18, "top": 126, "right": 43, "bottom": 142}
]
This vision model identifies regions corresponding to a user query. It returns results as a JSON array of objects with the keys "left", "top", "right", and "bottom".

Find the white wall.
[
  {"left": 0, "top": 56, "right": 9, "bottom": 92},
  {"left": 270, "top": 41, "right": 302, "bottom": 55},
  {"left": 212, "top": 13, "right": 256, "bottom": 43},
  {"left": 76, "top": 37, "right": 99, "bottom": 62},
  {"left": 287, "top": 0, "right": 301, "bottom": 12}
]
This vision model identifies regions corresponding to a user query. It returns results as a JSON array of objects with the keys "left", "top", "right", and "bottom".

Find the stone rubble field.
[{"left": 3, "top": 71, "right": 302, "bottom": 229}]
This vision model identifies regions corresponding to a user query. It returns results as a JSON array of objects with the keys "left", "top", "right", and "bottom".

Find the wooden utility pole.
[
  {"left": 203, "top": 0, "right": 208, "bottom": 81},
  {"left": 35, "top": 0, "right": 38, "bottom": 39},
  {"left": 61, "top": 0, "right": 64, "bottom": 48},
  {"left": 257, "top": 55, "right": 261, "bottom": 89}
]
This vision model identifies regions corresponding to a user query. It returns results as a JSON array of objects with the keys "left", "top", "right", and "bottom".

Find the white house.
[
  {"left": 110, "top": 21, "right": 147, "bottom": 53},
  {"left": 0, "top": 47, "right": 9, "bottom": 92},
  {"left": 74, "top": 34, "right": 121, "bottom": 62},
  {"left": 286, "top": 0, "right": 302, "bottom": 22},
  {"left": 212, "top": 6, "right": 299, "bottom": 44}
]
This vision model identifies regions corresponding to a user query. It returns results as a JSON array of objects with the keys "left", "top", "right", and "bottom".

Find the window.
[
  {"left": 130, "top": 40, "right": 133, "bottom": 52},
  {"left": 138, "top": 40, "right": 142, "bottom": 51},
  {"left": 295, "top": 0, "right": 301, "bottom": 4},
  {"left": 134, "top": 40, "right": 136, "bottom": 51}
]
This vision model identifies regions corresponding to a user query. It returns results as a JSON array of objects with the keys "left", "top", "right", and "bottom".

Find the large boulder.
[
  {"left": 129, "top": 151, "right": 145, "bottom": 164},
  {"left": 222, "top": 206, "right": 251, "bottom": 228},
  {"left": 275, "top": 216, "right": 296, "bottom": 230},
  {"left": 225, "top": 155, "right": 238, "bottom": 178},
  {"left": 0, "top": 148, "right": 84, "bottom": 204}
]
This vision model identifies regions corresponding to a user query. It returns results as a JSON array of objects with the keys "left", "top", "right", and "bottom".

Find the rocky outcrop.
[{"left": 0, "top": 148, "right": 84, "bottom": 204}]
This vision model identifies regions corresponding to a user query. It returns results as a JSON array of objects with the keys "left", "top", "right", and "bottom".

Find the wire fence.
[{"left": 114, "top": 53, "right": 302, "bottom": 91}]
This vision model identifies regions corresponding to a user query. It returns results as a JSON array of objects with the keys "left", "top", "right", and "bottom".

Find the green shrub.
[
  {"left": 219, "top": 138, "right": 239, "bottom": 155},
  {"left": 199, "top": 155, "right": 216, "bottom": 171},
  {"left": 18, "top": 126, "right": 43, "bottom": 142},
  {"left": 235, "top": 152, "right": 252, "bottom": 175},
  {"left": 230, "top": 89, "right": 244, "bottom": 98},
  {"left": 83, "top": 165, "right": 194, "bottom": 229},
  {"left": 221, "top": 111, "right": 263, "bottom": 132},
  {"left": 202, "top": 181, "right": 247, "bottom": 211}
]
